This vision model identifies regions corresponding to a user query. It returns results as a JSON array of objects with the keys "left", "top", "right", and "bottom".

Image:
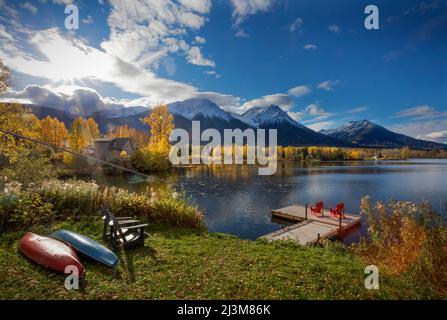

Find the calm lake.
[{"left": 97, "top": 159, "right": 447, "bottom": 244}]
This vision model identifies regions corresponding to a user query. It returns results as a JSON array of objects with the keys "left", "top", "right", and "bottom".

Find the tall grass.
[
  {"left": 353, "top": 196, "right": 447, "bottom": 293},
  {"left": 0, "top": 179, "right": 204, "bottom": 231}
]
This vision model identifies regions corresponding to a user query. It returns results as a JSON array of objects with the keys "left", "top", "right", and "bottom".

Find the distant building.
[{"left": 92, "top": 137, "right": 134, "bottom": 162}]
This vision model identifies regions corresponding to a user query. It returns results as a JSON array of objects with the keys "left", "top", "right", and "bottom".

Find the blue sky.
[{"left": 0, "top": 0, "right": 446, "bottom": 142}]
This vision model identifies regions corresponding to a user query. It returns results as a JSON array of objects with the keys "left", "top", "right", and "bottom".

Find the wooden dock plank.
[
  {"left": 272, "top": 204, "right": 361, "bottom": 229},
  {"left": 261, "top": 204, "right": 362, "bottom": 246},
  {"left": 261, "top": 220, "right": 339, "bottom": 246}
]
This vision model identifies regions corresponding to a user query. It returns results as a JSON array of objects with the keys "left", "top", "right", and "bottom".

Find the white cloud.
[
  {"left": 394, "top": 105, "right": 446, "bottom": 119},
  {"left": 52, "top": 0, "right": 74, "bottom": 5},
  {"left": 289, "top": 18, "right": 303, "bottom": 32},
  {"left": 390, "top": 118, "right": 447, "bottom": 143},
  {"left": 193, "top": 92, "right": 241, "bottom": 111},
  {"left": 1, "top": 29, "right": 201, "bottom": 105},
  {"left": 187, "top": 46, "right": 215, "bottom": 67},
  {"left": 240, "top": 93, "right": 294, "bottom": 112},
  {"left": 230, "top": 0, "right": 274, "bottom": 25},
  {"left": 1, "top": 84, "right": 245, "bottom": 118},
  {"left": 348, "top": 106, "right": 368, "bottom": 114},
  {"left": 178, "top": 0, "right": 211, "bottom": 14},
  {"left": 303, "top": 103, "right": 335, "bottom": 122},
  {"left": 306, "top": 104, "right": 325, "bottom": 115},
  {"left": 100, "top": 0, "right": 212, "bottom": 68},
  {"left": 304, "top": 44, "right": 317, "bottom": 51},
  {"left": 317, "top": 80, "right": 340, "bottom": 91},
  {"left": 328, "top": 24, "right": 340, "bottom": 33},
  {"left": 205, "top": 70, "right": 221, "bottom": 79},
  {"left": 417, "top": 130, "right": 447, "bottom": 142},
  {"left": 308, "top": 121, "right": 337, "bottom": 132},
  {"left": 0, "top": 0, "right": 222, "bottom": 106},
  {"left": 287, "top": 111, "right": 304, "bottom": 122},
  {"left": 235, "top": 29, "right": 250, "bottom": 38},
  {"left": 194, "top": 36, "right": 206, "bottom": 44},
  {"left": 288, "top": 85, "right": 311, "bottom": 97},
  {"left": 0, "top": 25, "right": 14, "bottom": 41},
  {"left": 21, "top": 2, "right": 38, "bottom": 14},
  {"left": 82, "top": 15, "right": 94, "bottom": 24},
  {"left": 1, "top": 84, "right": 126, "bottom": 116}
]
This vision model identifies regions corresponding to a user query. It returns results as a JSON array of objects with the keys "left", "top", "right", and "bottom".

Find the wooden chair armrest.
[
  {"left": 125, "top": 224, "right": 149, "bottom": 230},
  {"left": 108, "top": 219, "right": 140, "bottom": 226}
]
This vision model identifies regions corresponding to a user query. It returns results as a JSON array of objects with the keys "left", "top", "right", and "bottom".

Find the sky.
[{"left": 0, "top": 0, "right": 446, "bottom": 142}]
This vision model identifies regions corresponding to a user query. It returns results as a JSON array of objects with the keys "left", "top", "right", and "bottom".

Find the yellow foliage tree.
[
  {"left": 0, "top": 103, "right": 41, "bottom": 163},
  {"left": 67, "top": 117, "right": 100, "bottom": 153},
  {"left": 39, "top": 116, "right": 68, "bottom": 148},
  {"left": 142, "top": 104, "right": 174, "bottom": 156}
]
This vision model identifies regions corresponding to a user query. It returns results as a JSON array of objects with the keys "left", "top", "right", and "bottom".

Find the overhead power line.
[{"left": 0, "top": 127, "right": 153, "bottom": 179}]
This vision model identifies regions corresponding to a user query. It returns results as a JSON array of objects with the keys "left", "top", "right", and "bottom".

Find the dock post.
[
  {"left": 339, "top": 213, "right": 342, "bottom": 230},
  {"left": 305, "top": 204, "right": 308, "bottom": 220}
]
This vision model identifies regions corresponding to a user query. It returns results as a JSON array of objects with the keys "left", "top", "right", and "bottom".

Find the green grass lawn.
[{"left": 0, "top": 219, "right": 437, "bottom": 299}]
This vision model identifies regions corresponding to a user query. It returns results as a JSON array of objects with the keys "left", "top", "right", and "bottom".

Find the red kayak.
[{"left": 19, "top": 232, "right": 85, "bottom": 276}]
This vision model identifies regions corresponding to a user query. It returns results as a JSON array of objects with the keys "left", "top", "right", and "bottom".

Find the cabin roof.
[{"left": 93, "top": 137, "right": 133, "bottom": 150}]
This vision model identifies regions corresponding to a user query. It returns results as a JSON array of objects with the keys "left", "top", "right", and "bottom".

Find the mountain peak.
[
  {"left": 240, "top": 105, "right": 304, "bottom": 128},
  {"left": 331, "top": 119, "right": 378, "bottom": 133},
  {"left": 168, "top": 98, "right": 231, "bottom": 121},
  {"left": 321, "top": 119, "right": 446, "bottom": 149}
]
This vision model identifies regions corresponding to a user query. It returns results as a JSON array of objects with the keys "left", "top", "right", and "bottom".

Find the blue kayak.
[{"left": 50, "top": 230, "right": 119, "bottom": 269}]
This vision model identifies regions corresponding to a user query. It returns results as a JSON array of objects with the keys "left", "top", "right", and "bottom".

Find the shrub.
[
  {"left": 353, "top": 196, "right": 447, "bottom": 293},
  {"left": 0, "top": 179, "right": 204, "bottom": 231},
  {"left": 131, "top": 148, "right": 171, "bottom": 172},
  {"left": 0, "top": 183, "right": 54, "bottom": 230},
  {"left": 0, "top": 151, "right": 55, "bottom": 188}
]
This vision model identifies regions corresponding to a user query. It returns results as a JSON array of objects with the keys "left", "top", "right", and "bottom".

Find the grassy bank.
[
  {"left": 0, "top": 179, "right": 204, "bottom": 231},
  {"left": 0, "top": 218, "right": 440, "bottom": 299}
]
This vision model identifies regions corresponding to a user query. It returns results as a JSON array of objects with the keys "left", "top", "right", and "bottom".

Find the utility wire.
[{"left": 0, "top": 127, "right": 153, "bottom": 179}]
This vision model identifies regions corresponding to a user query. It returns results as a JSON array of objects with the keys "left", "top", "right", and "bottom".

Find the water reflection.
[{"left": 95, "top": 159, "right": 447, "bottom": 244}]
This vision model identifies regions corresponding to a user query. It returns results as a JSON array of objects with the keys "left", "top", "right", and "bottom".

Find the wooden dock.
[{"left": 261, "top": 204, "right": 361, "bottom": 246}]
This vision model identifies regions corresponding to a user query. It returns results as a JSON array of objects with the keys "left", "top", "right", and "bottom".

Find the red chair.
[
  {"left": 330, "top": 203, "right": 345, "bottom": 219},
  {"left": 310, "top": 201, "right": 324, "bottom": 216}
]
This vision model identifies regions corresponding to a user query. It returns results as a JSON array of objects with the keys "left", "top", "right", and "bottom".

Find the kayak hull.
[
  {"left": 51, "top": 230, "right": 119, "bottom": 269},
  {"left": 19, "top": 232, "right": 85, "bottom": 275}
]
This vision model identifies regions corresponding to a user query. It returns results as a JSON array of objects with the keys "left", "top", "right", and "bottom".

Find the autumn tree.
[
  {"left": 142, "top": 104, "right": 174, "bottom": 156},
  {"left": 0, "top": 103, "right": 41, "bottom": 163},
  {"left": 86, "top": 117, "right": 100, "bottom": 142},
  {"left": 0, "top": 60, "right": 11, "bottom": 95},
  {"left": 132, "top": 105, "right": 174, "bottom": 171},
  {"left": 67, "top": 117, "right": 100, "bottom": 153},
  {"left": 39, "top": 116, "right": 68, "bottom": 148}
]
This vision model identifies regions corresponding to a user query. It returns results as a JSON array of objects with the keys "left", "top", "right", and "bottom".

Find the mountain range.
[
  {"left": 23, "top": 99, "right": 446, "bottom": 149},
  {"left": 320, "top": 120, "right": 446, "bottom": 149}
]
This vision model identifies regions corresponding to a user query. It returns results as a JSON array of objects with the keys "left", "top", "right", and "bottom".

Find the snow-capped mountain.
[
  {"left": 232, "top": 104, "right": 351, "bottom": 147},
  {"left": 26, "top": 98, "right": 353, "bottom": 147},
  {"left": 168, "top": 98, "right": 232, "bottom": 122},
  {"left": 321, "top": 120, "right": 447, "bottom": 149},
  {"left": 93, "top": 106, "right": 149, "bottom": 119},
  {"left": 238, "top": 105, "right": 307, "bottom": 129},
  {"left": 321, "top": 120, "right": 374, "bottom": 136}
]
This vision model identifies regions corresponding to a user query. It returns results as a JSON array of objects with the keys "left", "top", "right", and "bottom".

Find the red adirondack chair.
[
  {"left": 330, "top": 203, "right": 345, "bottom": 219},
  {"left": 310, "top": 201, "right": 324, "bottom": 216}
]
